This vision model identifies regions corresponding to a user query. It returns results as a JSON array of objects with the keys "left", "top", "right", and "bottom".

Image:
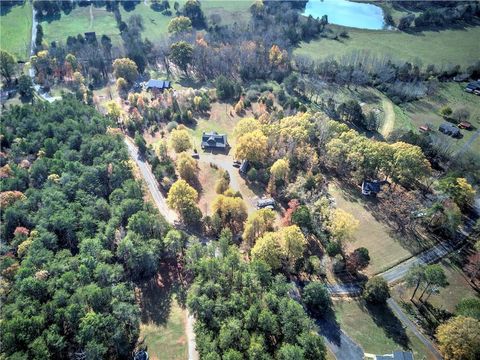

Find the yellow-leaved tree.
[
  {"left": 234, "top": 129, "right": 268, "bottom": 163},
  {"left": 243, "top": 208, "right": 276, "bottom": 247},
  {"left": 251, "top": 232, "right": 284, "bottom": 270},
  {"left": 169, "top": 127, "right": 192, "bottom": 153},
  {"left": 167, "top": 179, "right": 201, "bottom": 226},
  {"left": 328, "top": 208, "right": 359, "bottom": 243},
  {"left": 436, "top": 316, "right": 480, "bottom": 360}
]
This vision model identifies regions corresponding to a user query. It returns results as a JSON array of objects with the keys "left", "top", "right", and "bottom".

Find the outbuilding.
[
  {"left": 439, "top": 123, "right": 461, "bottom": 138},
  {"left": 144, "top": 79, "right": 171, "bottom": 93}
]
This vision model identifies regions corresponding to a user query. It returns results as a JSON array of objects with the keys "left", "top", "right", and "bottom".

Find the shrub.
[
  {"left": 302, "top": 282, "right": 332, "bottom": 316},
  {"left": 326, "top": 241, "right": 342, "bottom": 257},
  {"left": 363, "top": 277, "right": 390, "bottom": 303}
]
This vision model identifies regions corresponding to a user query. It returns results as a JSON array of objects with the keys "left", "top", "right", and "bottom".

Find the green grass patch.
[
  {"left": 40, "top": 5, "right": 121, "bottom": 45},
  {"left": 329, "top": 183, "right": 421, "bottom": 275},
  {"left": 295, "top": 25, "right": 480, "bottom": 68},
  {"left": 0, "top": 2, "right": 32, "bottom": 60},
  {"left": 140, "top": 299, "right": 187, "bottom": 360},
  {"left": 335, "top": 300, "right": 436, "bottom": 360}
]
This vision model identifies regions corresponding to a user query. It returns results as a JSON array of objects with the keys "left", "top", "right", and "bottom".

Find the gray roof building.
[
  {"left": 145, "top": 79, "right": 171, "bottom": 91},
  {"left": 439, "top": 123, "right": 461, "bottom": 137},
  {"left": 201, "top": 132, "right": 228, "bottom": 149}
]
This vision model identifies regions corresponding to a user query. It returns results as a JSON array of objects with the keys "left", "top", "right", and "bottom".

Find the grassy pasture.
[
  {"left": 295, "top": 25, "right": 480, "bottom": 68},
  {"left": 329, "top": 183, "right": 424, "bottom": 275},
  {"left": 0, "top": 1, "right": 32, "bottom": 60},
  {"left": 40, "top": 5, "right": 121, "bottom": 46},
  {"left": 335, "top": 300, "right": 436, "bottom": 360}
]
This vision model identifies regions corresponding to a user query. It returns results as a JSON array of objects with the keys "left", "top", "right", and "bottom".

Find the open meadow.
[
  {"left": 0, "top": 1, "right": 32, "bottom": 60},
  {"left": 295, "top": 25, "right": 480, "bottom": 68}
]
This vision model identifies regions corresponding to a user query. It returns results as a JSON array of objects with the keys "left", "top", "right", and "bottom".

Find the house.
[
  {"left": 458, "top": 121, "right": 472, "bottom": 130},
  {"left": 465, "top": 81, "right": 480, "bottom": 93},
  {"left": 144, "top": 79, "right": 171, "bottom": 93},
  {"left": 84, "top": 32, "right": 97, "bottom": 42},
  {"left": 201, "top": 131, "right": 228, "bottom": 150},
  {"left": 439, "top": 123, "right": 461, "bottom": 138},
  {"left": 362, "top": 180, "right": 388, "bottom": 196},
  {"left": 257, "top": 198, "right": 275, "bottom": 209},
  {"left": 365, "top": 350, "right": 414, "bottom": 360}
]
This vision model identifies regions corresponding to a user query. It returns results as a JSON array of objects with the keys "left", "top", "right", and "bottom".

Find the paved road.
[
  {"left": 124, "top": 139, "right": 198, "bottom": 360},
  {"left": 387, "top": 298, "right": 443, "bottom": 360}
]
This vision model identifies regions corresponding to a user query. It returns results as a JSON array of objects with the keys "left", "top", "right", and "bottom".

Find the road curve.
[{"left": 124, "top": 138, "right": 198, "bottom": 360}]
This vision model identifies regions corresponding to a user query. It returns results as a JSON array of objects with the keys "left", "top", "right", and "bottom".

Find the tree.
[
  {"left": 280, "top": 225, "right": 306, "bottom": 268},
  {"left": 438, "top": 177, "right": 476, "bottom": 210},
  {"left": 291, "top": 206, "right": 312, "bottom": 230},
  {"left": 277, "top": 344, "right": 305, "bottom": 360},
  {"left": 168, "top": 16, "right": 192, "bottom": 33},
  {"left": 170, "top": 41, "right": 193, "bottom": 75},
  {"left": 0, "top": 50, "right": 16, "bottom": 83},
  {"left": 233, "top": 118, "right": 261, "bottom": 139},
  {"left": 251, "top": 232, "right": 284, "bottom": 270},
  {"left": 328, "top": 209, "right": 359, "bottom": 243},
  {"left": 215, "top": 171, "right": 230, "bottom": 194},
  {"left": 17, "top": 74, "right": 33, "bottom": 98},
  {"left": 243, "top": 208, "right": 276, "bottom": 247},
  {"left": 302, "top": 282, "right": 331, "bottom": 316},
  {"left": 112, "top": 58, "right": 139, "bottom": 83},
  {"left": 419, "top": 264, "right": 448, "bottom": 302},
  {"left": 183, "top": 0, "right": 205, "bottom": 28},
  {"left": 106, "top": 101, "right": 122, "bottom": 122},
  {"left": 404, "top": 264, "right": 426, "bottom": 301},
  {"left": 234, "top": 130, "right": 268, "bottom": 163},
  {"left": 270, "top": 159, "right": 289, "bottom": 182},
  {"left": 169, "top": 128, "right": 192, "bottom": 153},
  {"left": 135, "top": 134, "right": 147, "bottom": 156},
  {"left": 456, "top": 298, "right": 480, "bottom": 320},
  {"left": 436, "top": 316, "right": 480, "bottom": 360},
  {"left": 167, "top": 179, "right": 201, "bottom": 225},
  {"left": 211, "top": 194, "right": 248, "bottom": 232},
  {"left": 363, "top": 277, "right": 390, "bottom": 303},
  {"left": 439, "top": 105, "right": 453, "bottom": 118},
  {"left": 347, "top": 247, "right": 370, "bottom": 273},
  {"left": 176, "top": 152, "right": 198, "bottom": 185},
  {"left": 215, "top": 75, "right": 238, "bottom": 100},
  {"left": 35, "top": 24, "right": 44, "bottom": 47},
  {"left": 390, "top": 142, "right": 431, "bottom": 185},
  {"left": 116, "top": 77, "right": 129, "bottom": 96}
]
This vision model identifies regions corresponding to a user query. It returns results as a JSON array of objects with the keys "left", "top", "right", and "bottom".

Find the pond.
[{"left": 304, "top": 0, "right": 386, "bottom": 30}]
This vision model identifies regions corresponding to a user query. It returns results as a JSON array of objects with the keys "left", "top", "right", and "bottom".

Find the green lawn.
[
  {"left": 40, "top": 5, "right": 121, "bottom": 45},
  {"left": 295, "top": 25, "right": 480, "bottom": 68},
  {"left": 329, "top": 183, "right": 420, "bottom": 275},
  {"left": 335, "top": 300, "right": 436, "bottom": 360},
  {"left": 139, "top": 299, "right": 187, "bottom": 360},
  {"left": 0, "top": 2, "right": 32, "bottom": 60}
]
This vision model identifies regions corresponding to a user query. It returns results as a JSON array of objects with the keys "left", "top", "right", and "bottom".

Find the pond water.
[{"left": 304, "top": 0, "right": 386, "bottom": 30}]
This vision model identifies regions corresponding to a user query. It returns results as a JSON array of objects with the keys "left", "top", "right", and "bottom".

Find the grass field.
[
  {"left": 335, "top": 300, "right": 436, "bottom": 360},
  {"left": 40, "top": 5, "right": 121, "bottom": 46},
  {"left": 0, "top": 2, "right": 32, "bottom": 60},
  {"left": 139, "top": 299, "right": 187, "bottom": 360},
  {"left": 329, "top": 183, "right": 423, "bottom": 275},
  {"left": 295, "top": 25, "right": 480, "bottom": 68},
  {"left": 399, "top": 82, "right": 480, "bottom": 154}
]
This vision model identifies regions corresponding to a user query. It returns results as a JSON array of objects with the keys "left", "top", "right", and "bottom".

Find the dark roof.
[
  {"left": 466, "top": 81, "right": 480, "bottom": 90},
  {"left": 439, "top": 123, "right": 460, "bottom": 134},
  {"left": 133, "top": 350, "right": 149, "bottom": 360},
  {"left": 84, "top": 32, "right": 97, "bottom": 41},
  {"left": 393, "top": 351, "right": 414, "bottom": 360},
  {"left": 362, "top": 180, "right": 388, "bottom": 195},
  {"left": 145, "top": 79, "right": 171, "bottom": 90},
  {"left": 201, "top": 132, "right": 228, "bottom": 148},
  {"left": 239, "top": 160, "right": 249, "bottom": 173},
  {"left": 257, "top": 198, "right": 275, "bottom": 208}
]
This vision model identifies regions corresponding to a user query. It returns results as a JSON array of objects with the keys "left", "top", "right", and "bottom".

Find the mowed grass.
[
  {"left": 40, "top": 5, "right": 120, "bottom": 45},
  {"left": 329, "top": 183, "right": 416, "bottom": 275},
  {"left": 399, "top": 82, "right": 480, "bottom": 154},
  {"left": 0, "top": 2, "right": 32, "bottom": 60},
  {"left": 140, "top": 299, "right": 187, "bottom": 360},
  {"left": 393, "top": 258, "right": 478, "bottom": 314},
  {"left": 295, "top": 25, "right": 480, "bottom": 68},
  {"left": 335, "top": 300, "right": 436, "bottom": 360}
]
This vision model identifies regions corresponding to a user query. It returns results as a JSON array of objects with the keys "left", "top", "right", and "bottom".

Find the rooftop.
[
  {"left": 145, "top": 79, "right": 171, "bottom": 90},
  {"left": 201, "top": 131, "right": 228, "bottom": 149}
]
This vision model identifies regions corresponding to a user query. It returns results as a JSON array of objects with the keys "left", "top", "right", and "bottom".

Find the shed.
[
  {"left": 419, "top": 124, "right": 430, "bottom": 132},
  {"left": 84, "top": 32, "right": 97, "bottom": 42},
  {"left": 458, "top": 121, "right": 472, "bottom": 130},
  {"left": 239, "top": 160, "right": 249, "bottom": 174},
  {"left": 465, "top": 81, "right": 480, "bottom": 93},
  {"left": 439, "top": 123, "right": 461, "bottom": 137},
  {"left": 201, "top": 131, "right": 228, "bottom": 149},
  {"left": 145, "top": 79, "right": 171, "bottom": 91}
]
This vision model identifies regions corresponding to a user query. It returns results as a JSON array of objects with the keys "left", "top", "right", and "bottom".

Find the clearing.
[
  {"left": 40, "top": 4, "right": 121, "bottom": 46},
  {"left": 295, "top": 25, "right": 480, "bottom": 68},
  {"left": 335, "top": 299, "right": 436, "bottom": 360},
  {"left": 329, "top": 182, "right": 421, "bottom": 275},
  {"left": 0, "top": 1, "right": 32, "bottom": 60}
]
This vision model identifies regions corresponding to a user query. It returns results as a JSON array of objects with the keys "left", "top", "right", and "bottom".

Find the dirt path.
[
  {"left": 380, "top": 99, "right": 395, "bottom": 138},
  {"left": 89, "top": 4, "right": 94, "bottom": 29}
]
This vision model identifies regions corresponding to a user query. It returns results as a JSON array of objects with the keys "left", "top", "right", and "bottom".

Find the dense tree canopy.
[{"left": 0, "top": 97, "right": 168, "bottom": 359}]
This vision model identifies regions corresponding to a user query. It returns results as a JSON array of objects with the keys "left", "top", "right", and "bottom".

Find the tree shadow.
[
  {"left": 136, "top": 261, "right": 180, "bottom": 326},
  {"left": 363, "top": 301, "right": 410, "bottom": 349},
  {"left": 315, "top": 307, "right": 343, "bottom": 347},
  {"left": 0, "top": 0, "right": 21, "bottom": 16}
]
